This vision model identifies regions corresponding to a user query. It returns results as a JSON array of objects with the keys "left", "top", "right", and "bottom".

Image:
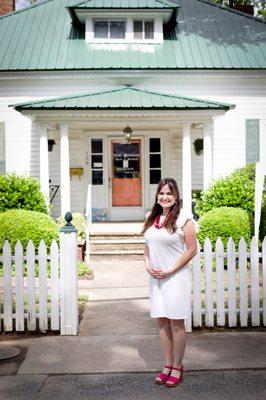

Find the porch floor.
[{"left": 90, "top": 222, "right": 143, "bottom": 235}]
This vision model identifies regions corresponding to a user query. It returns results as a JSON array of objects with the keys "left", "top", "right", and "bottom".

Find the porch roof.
[{"left": 11, "top": 86, "right": 234, "bottom": 111}]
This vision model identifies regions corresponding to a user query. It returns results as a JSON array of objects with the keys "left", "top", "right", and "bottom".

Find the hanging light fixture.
[
  {"left": 48, "top": 139, "right": 56, "bottom": 152},
  {"left": 123, "top": 126, "right": 133, "bottom": 142}
]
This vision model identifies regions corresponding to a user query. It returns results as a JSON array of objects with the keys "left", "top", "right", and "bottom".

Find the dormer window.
[
  {"left": 68, "top": 0, "right": 179, "bottom": 45},
  {"left": 94, "top": 20, "right": 126, "bottom": 39},
  {"left": 134, "top": 20, "right": 154, "bottom": 40}
]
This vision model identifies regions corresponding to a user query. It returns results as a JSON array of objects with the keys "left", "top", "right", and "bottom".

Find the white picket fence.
[
  {"left": 0, "top": 235, "right": 265, "bottom": 334},
  {"left": 186, "top": 236, "right": 266, "bottom": 332},
  {"left": 0, "top": 224, "right": 78, "bottom": 335}
]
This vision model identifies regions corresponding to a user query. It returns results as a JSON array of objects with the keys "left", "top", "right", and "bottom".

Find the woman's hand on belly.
[{"left": 151, "top": 268, "right": 174, "bottom": 279}]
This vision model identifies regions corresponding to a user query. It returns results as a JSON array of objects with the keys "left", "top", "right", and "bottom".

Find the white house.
[{"left": 0, "top": 0, "right": 265, "bottom": 222}]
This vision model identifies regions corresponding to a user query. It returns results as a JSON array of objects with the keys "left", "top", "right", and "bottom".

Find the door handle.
[{"left": 108, "top": 177, "right": 111, "bottom": 188}]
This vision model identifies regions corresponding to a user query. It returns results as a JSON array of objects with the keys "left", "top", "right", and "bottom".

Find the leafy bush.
[
  {"left": 197, "top": 207, "right": 251, "bottom": 248},
  {"left": 195, "top": 163, "right": 266, "bottom": 239},
  {"left": 0, "top": 209, "right": 59, "bottom": 251},
  {"left": 56, "top": 212, "right": 86, "bottom": 244},
  {"left": 0, "top": 174, "right": 48, "bottom": 214}
]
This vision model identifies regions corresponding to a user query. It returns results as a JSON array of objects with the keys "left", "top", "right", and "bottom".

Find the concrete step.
[
  {"left": 88, "top": 249, "right": 144, "bottom": 261},
  {"left": 90, "top": 239, "right": 145, "bottom": 252}
]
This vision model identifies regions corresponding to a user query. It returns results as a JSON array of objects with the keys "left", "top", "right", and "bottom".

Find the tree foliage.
[{"left": 212, "top": 0, "right": 266, "bottom": 19}]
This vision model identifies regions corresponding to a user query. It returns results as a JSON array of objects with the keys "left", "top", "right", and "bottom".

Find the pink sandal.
[
  {"left": 155, "top": 365, "right": 172, "bottom": 385},
  {"left": 165, "top": 365, "right": 184, "bottom": 388}
]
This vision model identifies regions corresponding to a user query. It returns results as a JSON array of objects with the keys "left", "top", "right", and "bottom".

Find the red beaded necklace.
[{"left": 153, "top": 212, "right": 172, "bottom": 229}]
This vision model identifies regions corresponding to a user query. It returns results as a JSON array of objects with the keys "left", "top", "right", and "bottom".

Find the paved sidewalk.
[{"left": 0, "top": 261, "right": 266, "bottom": 399}]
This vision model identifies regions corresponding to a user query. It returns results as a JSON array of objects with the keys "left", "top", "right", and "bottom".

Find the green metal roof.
[
  {"left": 70, "top": 0, "right": 178, "bottom": 9},
  {"left": 11, "top": 86, "right": 234, "bottom": 110},
  {"left": 0, "top": 0, "right": 265, "bottom": 71}
]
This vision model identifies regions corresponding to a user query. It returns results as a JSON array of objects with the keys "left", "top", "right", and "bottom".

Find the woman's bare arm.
[{"left": 156, "top": 220, "right": 197, "bottom": 279}]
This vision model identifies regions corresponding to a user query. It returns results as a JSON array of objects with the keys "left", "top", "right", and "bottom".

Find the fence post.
[{"left": 60, "top": 212, "right": 78, "bottom": 335}]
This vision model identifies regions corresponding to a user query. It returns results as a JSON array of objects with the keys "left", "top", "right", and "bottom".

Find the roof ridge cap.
[
  {"left": 196, "top": 0, "right": 266, "bottom": 24},
  {"left": 10, "top": 86, "right": 130, "bottom": 107},
  {"left": 0, "top": 0, "right": 54, "bottom": 20},
  {"left": 132, "top": 87, "right": 234, "bottom": 107}
]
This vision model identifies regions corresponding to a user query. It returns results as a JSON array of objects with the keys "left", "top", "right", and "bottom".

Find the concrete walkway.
[{"left": 0, "top": 260, "right": 266, "bottom": 399}]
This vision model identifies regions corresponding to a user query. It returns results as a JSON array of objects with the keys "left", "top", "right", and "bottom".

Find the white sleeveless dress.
[{"left": 144, "top": 209, "right": 195, "bottom": 320}]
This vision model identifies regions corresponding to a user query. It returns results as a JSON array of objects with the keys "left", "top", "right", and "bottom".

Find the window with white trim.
[
  {"left": 133, "top": 20, "right": 154, "bottom": 40},
  {"left": 0, "top": 122, "right": 5, "bottom": 175},
  {"left": 91, "top": 139, "right": 103, "bottom": 185},
  {"left": 149, "top": 138, "right": 161, "bottom": 184},
  {"left": 94, "top": 20, "right": 126, "bottom": 39}
]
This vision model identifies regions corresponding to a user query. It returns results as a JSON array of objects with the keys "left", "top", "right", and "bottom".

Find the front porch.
[{"left": 12, "top": 86, "right": 234, "bottom": 221}]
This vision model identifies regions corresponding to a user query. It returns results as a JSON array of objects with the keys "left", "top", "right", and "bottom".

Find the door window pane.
[
  {"left": 92, "top": 170, "right": 103, "bottom": 185},
  {"left": 150, "top": 154, "right": 161, "bottom": 168},
  {"left": 94, "top": 21, "right": 108, "bottom": 38},
  {"left": 145, "top": 21, "right": 154, "bottom": 39},
  {"left": 149, "top": 138, "right": 160, "bottom": 153},
  {"left": 110, "top": 21, "right": 126, "bottom": 39},
  {"left": 91, "top": 155, "right": 103, "bottom": 169},
  {"left": 133, "top": 20, "right": 142, "bottom": 39},
  {"left": 91, "top": 139, "right": 103, "bottom": 154},
  {"left": 150, "top": 170, "right": 161, "bottom": 184},
  {"left": 113, "top": 143, "right": 140, "bottom": 179}
]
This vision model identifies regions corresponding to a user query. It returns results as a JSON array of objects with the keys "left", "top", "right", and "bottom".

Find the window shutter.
[
  {"left": 0, "top": 122, "right": 5, "bottom": 175},
  {"left": 246, "top": 119, "right": 260, "bottom": 164}
]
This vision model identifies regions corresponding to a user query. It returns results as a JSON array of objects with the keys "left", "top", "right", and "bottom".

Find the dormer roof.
[{"left": 67, "top": 0, "right": 179, "bottom": 25}]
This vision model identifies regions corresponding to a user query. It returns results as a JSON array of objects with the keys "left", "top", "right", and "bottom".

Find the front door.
[{"left": 109, "top": 139, "right": 143, "bottom": 220}]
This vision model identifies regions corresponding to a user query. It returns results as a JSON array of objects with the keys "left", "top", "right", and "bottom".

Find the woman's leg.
[
  {"left": 167, "top": 319, "right": 186, "bottom": 381},
  {"left": 157, "top": 317, "right": 174, "bottom": 366}
]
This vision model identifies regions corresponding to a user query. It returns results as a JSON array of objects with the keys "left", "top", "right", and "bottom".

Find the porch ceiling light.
[
  {"left": 48, "top": 139, "right": 56, "bottom": 152},
  {"left": 123, "top": 126, "right": 133, "bottom": 142}
]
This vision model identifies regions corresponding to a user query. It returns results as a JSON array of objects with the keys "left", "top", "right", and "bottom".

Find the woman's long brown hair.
[{"left": 142, "top": 178, "right": 181, "bottom": 234}]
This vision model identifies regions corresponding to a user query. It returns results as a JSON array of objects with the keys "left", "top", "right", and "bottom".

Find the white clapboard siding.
[
  {"left": 50, "top": 240, "right": 60, "bottom": 331},
  {"left": 15, "top": 241, "right": 24, "bottom": 331},
  {"left": 192, "top": 241, "right": 202, "bottom": 327},
  {"left": 26, "top": 240, "right": 36, "bottom": 331},
  {"left": 215, "top": 238, "right": 225, "bottom": 326},
  {"left": 38, "top": 240, "right": 48, "bottom": 332},
  {"left": 250, "top": 237, "right": 260, "bottom": 326},
  {"left": 227, "top": 238, "right": 237, "bottom": 327},
  {"left": 3, "top": 241, "right": 12, "bottom": 331},
  {"left": 263, "top": 238, "right": 266, "bottom": 327},
  {"left": 204, "top": 238, "right": 214, "bottom": 327},
  {"left": 239, "top": 237, "right": 248, "bottom": 327}
]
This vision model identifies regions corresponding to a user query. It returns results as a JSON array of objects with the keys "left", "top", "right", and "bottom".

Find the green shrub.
[
  {"left": 0, "top": 174, "right": 48, "bottom": 214},
  {"left": 197, "top": 207, "right": 251, "bottom": 249},
  {"left": 56, "top": 212, "right": 86, "bottom": 244},
  {"left": 0, "top": 209, "right": 59, "bottom": 251},
  {"left": 195, "top": 163, "right": 266, "bottom": 239}
]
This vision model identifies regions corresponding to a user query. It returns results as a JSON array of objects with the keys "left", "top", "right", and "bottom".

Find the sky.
[{"left": 16, "top": 0, "right": 34, "bottom": 10}]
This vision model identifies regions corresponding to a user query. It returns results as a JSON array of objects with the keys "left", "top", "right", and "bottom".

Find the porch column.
[
  {"left": 182, "top": 122, "right": 192, "bottom": 213},
  {"left": 60, "top": 124, "right": 71, "bottom": 215},
  {"left": 39, "top": 124, "right": 50, "bottom": 207},
  {"left": 203, "top": 122, "right": 213, "bottom": 191}
]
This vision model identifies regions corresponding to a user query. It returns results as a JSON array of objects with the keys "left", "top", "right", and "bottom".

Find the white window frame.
[
  {"left": 86, "top": 16, "right": 163, "bottom": 43},
  {"left": 133, "top": 19, "right": 154, "bottom": 40},
  {"left": 93, "top": 19, "right": 127, "bottom": 41}
]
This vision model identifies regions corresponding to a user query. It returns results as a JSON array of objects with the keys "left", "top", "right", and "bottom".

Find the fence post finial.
[{"left": 60, "top": 212, "right": 77, "bottom": 233}]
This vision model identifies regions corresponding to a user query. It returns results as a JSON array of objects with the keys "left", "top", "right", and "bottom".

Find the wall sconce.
[
  {"left": 48, "top": 139, "right": 56, "bottom": 152},
  {"left": 123, "top": 126, "right": 133, "bottom": 142}
]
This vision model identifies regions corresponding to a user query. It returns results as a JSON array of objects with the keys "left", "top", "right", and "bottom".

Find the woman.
[{"left": 142, "top": 177, "right": 197, "bottom": 388}]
